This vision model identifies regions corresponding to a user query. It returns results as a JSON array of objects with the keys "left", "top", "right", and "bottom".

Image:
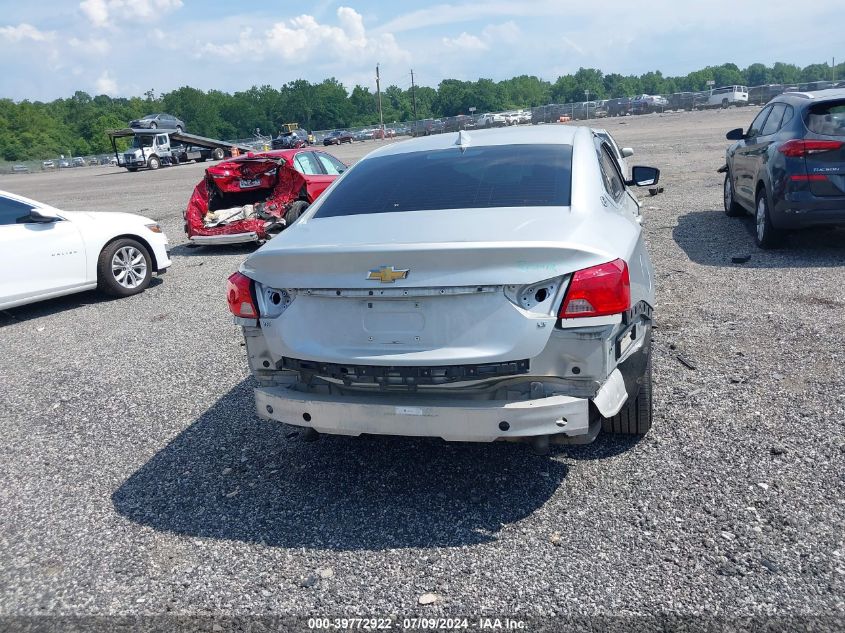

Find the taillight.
[
  {"left": 778, "top": 139, "right": 844, "bottom": 157},
  {"left": 559, "top": 259, "right": 630, "bottom": 318},
  {"left": 227, "top": 272, "right": 259, "bottom": 318}
]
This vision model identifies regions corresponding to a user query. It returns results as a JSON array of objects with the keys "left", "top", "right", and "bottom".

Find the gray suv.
[{"left": 722, "top": 89, "right": 845, "bottom": 247}]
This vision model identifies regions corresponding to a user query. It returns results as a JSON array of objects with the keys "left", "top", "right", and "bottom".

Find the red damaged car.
[{"left": 184, "top": 148, "right": 347, "bottom": 245}]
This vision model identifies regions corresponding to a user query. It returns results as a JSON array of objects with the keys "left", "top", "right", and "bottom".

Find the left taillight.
[
  {"left": 778, "top": 139, "right": 844, "bottom": 157},
  {"left": 559, "top": 259, "right": 630, "bottom": 319},
  {"left": 227, "top": 272, "right": 259, "bottom": 318}
]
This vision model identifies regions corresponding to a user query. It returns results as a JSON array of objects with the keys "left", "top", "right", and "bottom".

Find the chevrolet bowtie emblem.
[{"left": 367, "top": 265, "right": 409, "bottom": 283}]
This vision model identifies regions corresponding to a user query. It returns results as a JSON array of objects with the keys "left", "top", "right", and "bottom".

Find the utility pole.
[
  {"left": 584, "top": 89, "right": 590, "bottom": 120},
  {"left": 410, "top": 69, "right": 418, "bottom": 120},
  {"left": 833, "top": 57, "right": 836, "bottom": 82},
  {"left": 376, "top": 63, "right": 384, "bottom": 136}
]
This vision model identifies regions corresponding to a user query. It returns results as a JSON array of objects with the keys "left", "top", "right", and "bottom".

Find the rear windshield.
[
  {"left": 313, "top": 144, "right": 573, "bottom": 217},
  {"left": 806, "top": 100, "right": 845, "bottom": 136}
]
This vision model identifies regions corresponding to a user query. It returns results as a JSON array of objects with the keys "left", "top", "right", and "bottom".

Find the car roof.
[
  {"left": 368, "top": 125, "right": 583, "bottom": 159},
  {"left": 773, "top": 88, "right": 845, "bottom": 103}
]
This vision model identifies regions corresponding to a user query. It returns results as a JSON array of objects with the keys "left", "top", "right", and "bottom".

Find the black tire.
[
  {"left": 212, "top": 147, "right": 225, "bottom": 160},
  {"left": 755, "top": 188, "right": 784, "bottom": 249},
  {"left": 147, "top": 156, "right": 161, "bottom": 170},
  {"left": 97, "top": 238, "right": 152, "bottom": 297},
  {"left": 723, "top": 172, "right": 744, "bottom": 216},
  {"left": 126, "top": 167, "right": 138, "bottom": 173},
  {"left": 721, "top": 98, "right": 729, "bottom": 109},
  {"left": 285, "top": 200, "right": 309, "bottom": 226},
  {"left": 176, "top": 125, "right": 183, "bottom": 134},
  {"left": 602, "top": 344, "right": 653, "bottom": 435},
  {"left": 150, "top": 122, "right": 157, "bottom": 129}
]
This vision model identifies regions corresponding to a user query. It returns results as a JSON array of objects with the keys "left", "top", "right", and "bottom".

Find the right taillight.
[
  {"left": 778, "top": 139, "right": 844, "bottom": 157},
  {"left": 559, "top": 259, "right": 630, "bottom": 318},
  {"left": 227, "top": 272, "right": 259, "bottom": 318}
]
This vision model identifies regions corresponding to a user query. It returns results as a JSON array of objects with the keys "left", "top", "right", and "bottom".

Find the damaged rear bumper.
[
  {"left": 188, "top": 231, "right": 260, "bottom": 245},
  {"left": 255, "top": 385, "right": 593, "bottom": 442}
]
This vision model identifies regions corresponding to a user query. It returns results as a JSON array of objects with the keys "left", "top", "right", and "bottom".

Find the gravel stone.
[{"left": 1, "top": 111, "right": 844, "bottom": 620}]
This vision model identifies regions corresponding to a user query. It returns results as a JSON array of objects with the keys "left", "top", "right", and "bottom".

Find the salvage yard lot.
[{"left": 1, "top": 109, "right": 844, "bottom": 619}]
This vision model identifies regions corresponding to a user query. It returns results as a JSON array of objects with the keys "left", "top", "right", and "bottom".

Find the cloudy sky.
[{"left": 0, "top": 0, "right": 842, "bottom": 101}]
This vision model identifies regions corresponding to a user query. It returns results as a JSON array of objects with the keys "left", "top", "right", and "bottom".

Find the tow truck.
[{"left": 107, "top": 128, "right": 253, "bottom": 172}]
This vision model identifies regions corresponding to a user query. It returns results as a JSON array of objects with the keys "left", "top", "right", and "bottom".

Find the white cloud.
[
  {"left": 69, "top": 36, "right": 111, "bottom": 55},
  {"left": 95, "top": 70, "right": 118, "bottom": 94},
  {"left": 0, "top": 23, "right": 54, "bottom": 42},
  {"left": 200, "top": 6, "right": 410, "bottom": 69},
  {"left": 442, "top": 32, "right": 487, "bottom": 52},
  {"left": 481, "top": 21, "right": 521, "bottom": 44},
  {"left": 80, "top": 0, "right": 183, "bottom": 28},
  {"left": 80, "top": 0, "right": 109, "bottom": 27},
  {"left": 441, "top": 22, "right": 523, "bottom": 54}
]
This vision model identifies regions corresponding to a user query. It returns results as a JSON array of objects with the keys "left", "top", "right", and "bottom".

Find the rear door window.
[
  {"left": 314, "top": 144, "right": 573, "bottom": 217},
  {"left": 760, "top": 103, "right": 786, "bottom": 136},
  {"left": 597, "top": 144, "right": 625, "bottom": 202},
  {"left": 293, "top": 152, "right": 322, "bottom": 175},
  {"left": 806, "top": 100, "right": 845, "bottom": 136}
]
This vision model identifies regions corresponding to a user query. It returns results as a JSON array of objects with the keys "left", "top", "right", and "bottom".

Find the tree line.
[{"left": 0, "top": 61, "right": 841, "bottom": 161}]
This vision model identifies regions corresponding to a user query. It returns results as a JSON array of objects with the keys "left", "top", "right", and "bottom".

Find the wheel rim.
[
  {"left": 724, "top": 177, "right": 732, "bottom": 210},
  {"left": 111, "top": 246, "right": 147, "bottom": 289},
  {"left": 756, "top": 197, "right": 766, "bottom": 242}
]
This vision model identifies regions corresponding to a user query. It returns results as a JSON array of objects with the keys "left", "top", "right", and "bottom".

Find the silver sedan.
[{"left": 228, "top": 125, "right": 660, "bottom": 450}]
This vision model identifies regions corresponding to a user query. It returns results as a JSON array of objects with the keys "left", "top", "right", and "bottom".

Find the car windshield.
[
  {"left": 313, "top": 144, "right": 573, "bottom": 218},
  {"left": 806, "top": 100, "right": 845, "bottom": 137},
  {"left": 132, "top": 135, "right": 155, "bottom": 148}
]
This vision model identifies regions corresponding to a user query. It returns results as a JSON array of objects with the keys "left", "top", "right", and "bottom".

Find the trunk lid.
[
  {"left": 243, "top": 207, "right": 613, "bottom": 289},
  {"left": 243, "top": 207, "right": 622, "bottom": 366}
]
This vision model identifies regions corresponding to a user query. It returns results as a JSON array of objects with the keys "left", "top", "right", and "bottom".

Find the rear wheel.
[
  {"left": 721, "top": 98, "right": 729, "bottom": 108},
  {"left": 212, "top": 147, "right": 225, "bottom": 160},
  {"left": 602, "top": 344, "right": 653, "bottom": 436},
  {"left": 176, "top": 125, "right": 183, "bottom": 134},
  {"left": 723, "top": 172, "right": 744, "bottom": 216},
  {"left": 97, "top": 239, "right": 152, "bottom": 297},
  {"left": 755, "top": 189, "right": 784, "bottom": 249},
  {"left": 150, "top": 122, "right": 157, "bottom": 129},
  {"left": 285, "top": 200, "right": 309, "bottom": 226}
]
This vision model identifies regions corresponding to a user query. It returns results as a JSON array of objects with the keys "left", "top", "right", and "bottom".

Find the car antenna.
[{"left": 455, "top": 130, "right": 471, "bottom": 152}]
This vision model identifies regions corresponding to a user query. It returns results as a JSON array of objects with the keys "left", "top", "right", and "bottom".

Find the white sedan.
[
  {"left": 228, "top": 126, "right": 661, "bottom": 450},
  {"left": 0, "top": 190, "right": 171, "bottom": 310}
]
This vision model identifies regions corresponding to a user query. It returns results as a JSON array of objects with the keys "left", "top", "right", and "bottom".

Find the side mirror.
[
  {"left": 627, "top": 166, "right": 660, "bottom": 187},
  {"left": 726, "top": 128, "right": 745, "bottom": 141},
  {"left": 621, "top": 147, "right": 634, "bottom": 158},
  {"left": 28, "top": 209, "right": 60, "bottom": 223}
]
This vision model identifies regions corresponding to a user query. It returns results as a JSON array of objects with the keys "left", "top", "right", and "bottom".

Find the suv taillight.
[
  {"left": 779, "top": 139, "right": 844, "bottom": 157},
  {"left": 559, "top": 259, "right": 630, "bottom": 318},
  {"left": 227, "top": 272, "right": 259, "bottom": 318}
]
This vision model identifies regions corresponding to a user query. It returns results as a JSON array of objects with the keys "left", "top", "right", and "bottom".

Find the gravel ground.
[{"left": 1, "top": 110, "right": 844, "bottom": 628}]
